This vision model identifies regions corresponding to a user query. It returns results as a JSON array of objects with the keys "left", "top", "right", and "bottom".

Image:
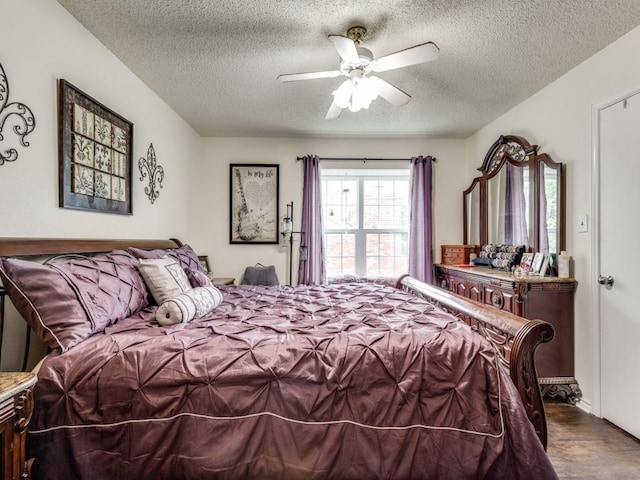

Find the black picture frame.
[
  {"left": 229, "top": 164, "right": 279, "bottom": 244},
  {"left": 58, "top": 79, "right": 133, "bottom": 215}
]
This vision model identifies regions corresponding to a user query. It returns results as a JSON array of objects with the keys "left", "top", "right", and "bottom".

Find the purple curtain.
[
  {"left": 505, "top": 162, "right": 529, "bottom": 246},
  {"left": 297, "top": 155, "right": 325, "bottom": 285},
  {"left": 409, "top": 156, "right": 434, "bottom": 283}
]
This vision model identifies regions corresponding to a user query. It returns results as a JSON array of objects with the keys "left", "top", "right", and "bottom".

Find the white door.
[{"left": 599, "top": 92, "right": 640, "bottom": 439}]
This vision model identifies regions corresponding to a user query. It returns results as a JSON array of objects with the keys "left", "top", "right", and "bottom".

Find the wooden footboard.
[{"left": 397, "top": 275, "right": 554, "bottom": 450}]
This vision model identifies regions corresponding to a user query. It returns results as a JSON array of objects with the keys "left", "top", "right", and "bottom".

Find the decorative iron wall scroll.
[
  {"left": 230, "top": 164, "right": 279, "bottom": 244},
  {"left": 59, "top": 80, "right": 133, "bottom": 214},
  {"left": 139, "top": 143, "right": 164, "bottom": 204},
  {"left": 0, "top": 61, "right": 36, "bottom": 165}
]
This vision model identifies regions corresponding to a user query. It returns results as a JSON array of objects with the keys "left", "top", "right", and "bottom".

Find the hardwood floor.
[{"left": 546, "top": 401, "right": 640, "bottom": 479}]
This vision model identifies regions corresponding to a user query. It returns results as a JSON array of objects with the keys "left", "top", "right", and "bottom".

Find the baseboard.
[{"left": 576, "top": 398, "right": 592, "bottom": 414}]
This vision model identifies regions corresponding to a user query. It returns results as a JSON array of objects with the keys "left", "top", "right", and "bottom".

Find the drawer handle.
[{"left": 491, "top": 292, "right": 504, "bottom": 309}]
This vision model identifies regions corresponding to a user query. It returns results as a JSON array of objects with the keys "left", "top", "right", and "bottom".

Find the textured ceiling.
[{"left": 56, "top": 0, "right": 640, "bottom": 139}]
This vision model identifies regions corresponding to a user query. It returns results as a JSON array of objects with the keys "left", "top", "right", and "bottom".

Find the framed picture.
[
  {"left": 229, "top": 164, "right": 279, "bottom": 244},
  {"left": 58, "top": 79, "right": 133, "bottom": 215},
  {"left": 519, "top": 252, "right": 534, "bottom": 273},
  {"left": 530, "top": 252, "right": 545, "bottom": 275},
  {"left": 538, "top": 254, "right": 551, "bottom": 277},
  {"left": 198, "top": 255, "right": 211, "bottom": 273}
]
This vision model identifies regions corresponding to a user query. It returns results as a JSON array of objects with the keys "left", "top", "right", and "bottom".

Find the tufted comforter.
[{"left": 29, "top": 283, "right": 557, "bottom": 479}]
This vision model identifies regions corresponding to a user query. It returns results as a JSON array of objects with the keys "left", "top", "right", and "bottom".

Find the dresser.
[
  {"left": 435, "top": 264, "right": 580, "bottom": 403},
  {"left": 0, "top": 372, "right": 36, "bottom": 480}
]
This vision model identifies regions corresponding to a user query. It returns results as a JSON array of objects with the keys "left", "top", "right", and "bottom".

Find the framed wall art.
[
  {"left": 230, "top": 164, "right": 279, "bottom": 244},
  {"left": 58, "top": 79, "right": 133, "bottom": 215}
]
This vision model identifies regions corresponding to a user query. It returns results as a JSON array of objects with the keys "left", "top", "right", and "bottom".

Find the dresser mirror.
[
  {"left": 463, "top": 178, "right": 481, "bottom": 245},
  {"left": 462, "top": 135, "right": 565, "bottom": 255}
]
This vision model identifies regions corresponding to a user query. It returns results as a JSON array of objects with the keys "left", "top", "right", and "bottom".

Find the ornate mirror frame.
[{"left": 463, "top": 135, "right": 565, "bottom": 255}]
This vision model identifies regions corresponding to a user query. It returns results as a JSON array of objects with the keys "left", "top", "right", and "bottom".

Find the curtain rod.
[{"left": 296, "top": 156, "right": 437, "bottom": 162}]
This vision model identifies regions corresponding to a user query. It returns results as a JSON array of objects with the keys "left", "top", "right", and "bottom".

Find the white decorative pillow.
[
  {"left": 156, "top": 286, "right": 224, "bottom": 325},
  {"left": 138, "top": 257, "right": 191, "bottom": 305}
]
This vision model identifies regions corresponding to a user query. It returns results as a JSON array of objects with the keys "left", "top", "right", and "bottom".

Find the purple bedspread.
[{"left": 29, "top": 283, "right": 557, "bottom": 479}]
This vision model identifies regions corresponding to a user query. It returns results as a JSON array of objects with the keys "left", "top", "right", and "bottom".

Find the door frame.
[{"left": 590, "top": 83, "right": 640, "bottom": 418}]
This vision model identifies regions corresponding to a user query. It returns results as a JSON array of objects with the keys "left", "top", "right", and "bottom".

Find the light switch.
[{"left": 577, "top": 214, "right": 588, "bottom": 233}]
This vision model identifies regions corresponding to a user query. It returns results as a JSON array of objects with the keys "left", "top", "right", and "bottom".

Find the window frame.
[{"left": 321, "top": 168, "right": 410, "bottom": 278}]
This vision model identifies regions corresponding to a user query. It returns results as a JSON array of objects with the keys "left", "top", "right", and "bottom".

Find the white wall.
[
  {"left": 193, "top": 137, "right": 466, "bottom": 283},
  {"left": 0, "top": 0, "right": 200, "bottom": 370},
  {"left": 465, "top": 24, "right": 640, "bottom": 409}
]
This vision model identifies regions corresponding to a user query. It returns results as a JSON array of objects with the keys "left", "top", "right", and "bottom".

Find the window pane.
[
  {"left": 326, "top": 233, "right": 342, "bottom": 251},
  {"left": 395, "top": 232, "right": 409, "bottom": 255},
  {"left": 363, "top": 178, "right": 409, "bottom": 229},
  {"left": 322, "top": 169, "right": 409, "bottom": 279},
  {"left": 366, "top": 256, "right": 379, "bottom": 274},
  {"left": 322, "top": 179, "right": 358, "bottom": 230},
  {"left": 324, "top": 233, "right": 356, "bottom": 277},
  {"left": 366, "top": 234, "right": 379, "bottom": 256},
  {"left": 365, "top": 232, "right": 408, "bottom": 277}
]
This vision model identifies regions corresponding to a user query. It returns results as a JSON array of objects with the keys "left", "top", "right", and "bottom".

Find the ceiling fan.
[{"left": 277, "top": 26, "right": 439, "bottom": 120}]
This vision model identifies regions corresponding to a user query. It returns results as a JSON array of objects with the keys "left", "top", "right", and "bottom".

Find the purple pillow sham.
[
  {"left": 50, "top": 250, "right": 150, "bottom": 333},
  {"left": 128, "top": 244, "right": 206, "bottom": 274},
  {"left": 185, "top": 267, "right": 213, "bottom": 288},
  {"left": 0, "top": 258, "right": 93, "bottom": 351},
  {"left": 0, "top": 250, "right": 150, "bottom": 352}
]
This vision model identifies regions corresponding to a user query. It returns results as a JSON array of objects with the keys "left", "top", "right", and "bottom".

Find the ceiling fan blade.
[
  {"left": 278, "top": 70, "right": 342, "bottom": 82},
  {"left": 372, "top": 42, "right": 439, "bottom": 72},
  {"left": 325, "top": 101, "right": 342, "bottom": 120},
  {"left": 378, "top": 79, "right": 411, "bottom": 106},
  {"left": 328, "top": 35, "right": 360, "bottom": 64}
]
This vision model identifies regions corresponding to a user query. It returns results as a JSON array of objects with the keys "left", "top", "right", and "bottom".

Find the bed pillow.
[
  {"left": 155, "top": 286, "right": 223, "bottom": 326},
  {"left": 137, "top": 257, "right": 191, "bottom": 305},
  {"left": 0, "top": 258, "right": 94, "bottom": 352},
  {"left": 128, "top": 244, "right": 206, "bottom": 274},
  {"left": 51, "top": 250, "right": 150, "bottom": 333},
  {"left": 185, "top": 267, "right": 213, "bottom": 288},
  {"left": 240, "top": 264, "right": 279, "bottom": 286}
]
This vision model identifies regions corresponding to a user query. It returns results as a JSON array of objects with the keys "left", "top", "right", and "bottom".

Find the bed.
[{"left": 0, "top": 237, "right": 557, "bottom": 479}]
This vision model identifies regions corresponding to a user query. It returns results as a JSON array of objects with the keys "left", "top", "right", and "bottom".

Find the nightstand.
[
  {"left": 211, "top": 277, "right": 235, "bottom": 285},
  {"left": 0, "top": 372, "right": 36, "bottom": 480}
]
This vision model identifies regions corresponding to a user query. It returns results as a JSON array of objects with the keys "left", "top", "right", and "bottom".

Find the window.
[{"left": 321, "top": 168, "right": 410, "bottom": 279}]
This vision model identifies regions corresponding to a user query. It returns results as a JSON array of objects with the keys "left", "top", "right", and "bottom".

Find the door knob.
[{"left": 598, "top": 275, "right": 614, "bottom": 287}]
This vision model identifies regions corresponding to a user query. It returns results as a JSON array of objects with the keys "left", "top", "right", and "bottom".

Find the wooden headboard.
[
  {"left": 0, "top": 237, "right": 182, "bottom": 257},
  {"left": 0, "top": 237, "right": 182, "bottom": 371}
]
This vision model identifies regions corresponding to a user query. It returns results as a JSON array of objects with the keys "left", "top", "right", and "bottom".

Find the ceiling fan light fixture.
[
  {"left": 332, "top": 75, "right": 381, "bottom": 113},
  {"left": 332, "top": 79, "right": 355, "bottom": 109},
  {"left": 350, "top": 75, "right": 380, "bottom": 111}
]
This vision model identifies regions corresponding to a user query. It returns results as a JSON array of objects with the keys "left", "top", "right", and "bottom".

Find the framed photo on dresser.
[
  {"left": 58, "top": 79, "right": 133, "bottom": 215},
  {"left": 519, "top": 252, "right": 534, "bottom": 273},
  {"left": 530, "top": 252, "right": 546, "bottom": 275}
]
